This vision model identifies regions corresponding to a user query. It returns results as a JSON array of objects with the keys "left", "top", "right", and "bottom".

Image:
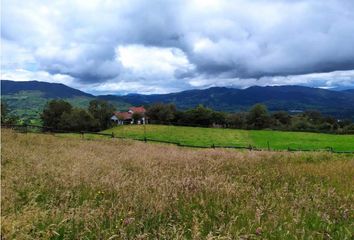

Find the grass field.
[
  {"left": 100, "top": 125, "right": 354, "bottom": 151},
  {"left": 1, "top": 129, "right": 354, "bottom": 239}
]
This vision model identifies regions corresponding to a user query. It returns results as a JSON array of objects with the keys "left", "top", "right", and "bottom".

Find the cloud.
[
  {"left": 1, "top": 0, "right": 354, "bottom": 93},
  {"left": 180, "top": 0, "right": 354, "bottom": 78},
  {"left": 1, "top": 68, "right": 76, "bottom": 86},
  {"left": 189, "top": 70, "right": 354, "bottom": 90}
]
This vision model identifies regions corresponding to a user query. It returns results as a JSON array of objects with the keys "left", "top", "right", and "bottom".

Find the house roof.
[
  {"left": 114, "top": 111, "right": 132, "bottom": 120},
  {"left": 129, "top": 106, "right": 146, "bottom": 113}
]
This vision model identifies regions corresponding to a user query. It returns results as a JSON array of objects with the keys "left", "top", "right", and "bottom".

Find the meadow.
[
  {"left": 1, "top": 129, "right": 353, "bottom": 239},
  {"left": 100, "top": 125, "right": 354, "bottom": 151}
]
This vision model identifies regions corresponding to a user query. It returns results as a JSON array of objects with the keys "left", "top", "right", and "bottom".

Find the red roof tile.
[
  {"left": 114, "top": 111, "right": 132, "bottom": 120},
  {"left": 129, "top": 106, "right": 146, "bottom": 113}
]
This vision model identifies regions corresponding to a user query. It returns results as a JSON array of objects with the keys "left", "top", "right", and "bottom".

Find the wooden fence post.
[{"left": 267, "top": 141, "right": 270, "bottom": 151}]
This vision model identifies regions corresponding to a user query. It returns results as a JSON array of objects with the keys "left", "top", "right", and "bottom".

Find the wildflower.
[
  {"left": 123, "top": 217, "right": 135, "bottom": 226},
  {"left": 255, "top": 227, "right": 262, "bottom": 235}
]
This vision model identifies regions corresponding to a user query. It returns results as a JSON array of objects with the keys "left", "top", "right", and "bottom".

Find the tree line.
[
  {"left": 146, "top": 103, "right": 354, "bottom": 134},
  {"left": 1, "top": 100, "right": 354, "bottom": 134},
  {"left": 1, "top": 102, "right": 20, "bottom": 125},
  {"left": 40, "top": 99, "right": 115, "bottom": 131}
]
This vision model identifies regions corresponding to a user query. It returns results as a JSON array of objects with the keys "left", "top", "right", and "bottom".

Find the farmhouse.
[{"left": 111, "top": 106, "right": 147, "bottom": 125}]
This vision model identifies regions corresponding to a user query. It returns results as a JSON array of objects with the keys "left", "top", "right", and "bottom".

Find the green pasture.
[{"left": 100, "top": 125, "right": 354, "bottom": 151}]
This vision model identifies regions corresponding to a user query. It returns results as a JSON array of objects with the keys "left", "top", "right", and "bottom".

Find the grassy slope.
[
  {"left": 102, "top": 125, "right": 354, "bottom": 151},
  {"left": 1, "top": 90, "right": 131, "bottom": 125},
  {"left": 104, "top": 125, "right": 251, "bottom": 146},
  {"left": 2, "top": 129, "right": 353, "bottom": 239},
  {"left": 249, "top": 130, "right": 354, "bottom": 151}
]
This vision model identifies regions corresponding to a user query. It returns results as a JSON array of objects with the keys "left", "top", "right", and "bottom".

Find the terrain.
[
  {"left": 2, "top": 80, "right": 354, "bottom": 123},
  {"left": 117, "top": 85, "right": 354, "bottom": 119},
  {"left": 0, "top": 80, "right": 130, "bottom": 124},
  {"left": 1, "top": 129, "right": 353, "bottom": 239},
  {"left": 65, "top": 124, "right": 354, "bottom": 151}
]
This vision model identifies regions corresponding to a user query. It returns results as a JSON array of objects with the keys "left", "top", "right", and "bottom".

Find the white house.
[{"left": 111, "top": 106, "right": 147, "bottom": 125}]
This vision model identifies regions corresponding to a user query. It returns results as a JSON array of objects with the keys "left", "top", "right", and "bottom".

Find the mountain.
[
  {"left": 342, "top": 89, "right": 354, "bottom": 94},
  {"left": 1, "top": 80, "right": 354, "bottom": 123},
  {"left": 1, "top": 80, "right": 130, "bottom": 124},
  {"left": 1, "top": 80, "right": 93, "bottom": 98},
  {"left": 105, "top": 85, "right": 354, "bottom": 119}
]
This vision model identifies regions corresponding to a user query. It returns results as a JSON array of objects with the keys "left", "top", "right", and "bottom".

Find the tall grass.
[{"left": 1, "top": 129, "right": 353, "bottom": 239}]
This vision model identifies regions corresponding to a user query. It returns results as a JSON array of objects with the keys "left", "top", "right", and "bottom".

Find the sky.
[{"left": 1, "top": 0, "right": 354, "bottom": 95}]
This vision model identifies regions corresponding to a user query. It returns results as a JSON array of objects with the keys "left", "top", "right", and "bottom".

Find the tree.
[
  {"left": 146, "top": 103, "right": 176, "bottom": 123},
  {"left": 211, "top": 111, "right": 227, "bottom": 125},
  {"left": 343, "top": 123, "right": 354, "bottom": 134},
  {"left": 41, "top": 100, "right": 72, "bottom": 130},
  {"left": 272, "top": 111, "right": 291, "bottom": 126},
  {"left": 338, "top": 119, "right": 352, "bottom": 128},
  {"left": 303, "top": 110, "right": 323, "bottom": 124},
  {"left": 132, "top": 112, "right": 143, "bottom": 124},
  {"left": 88, "top": 100, "right": 116, "bottom": 130},
  {"left": 247, "top": 104, "right": 271, "bottom": 129},
  {"left": 226, "top": 112, "right": 247, "bottom": 129},
  {"left": 174, "top": 110, "right": 188, "bottom": 124},
  {"left": 1, "top": 101, "right": 9, "bottom": 124},
  {"left": 323, "top": 116, "right": 336, "bottom": 125},
  {"left": 59, "top": 108, "right": 98, "bottom": 131},
  {"left": 185, "top": 105, "right": 213, "bottom": 126},
  {"left": 292, "top": 119, "right": 312, "bottom": 131},
  {"left": 1, "top": 101, "right": 20, "bottom": 125}
]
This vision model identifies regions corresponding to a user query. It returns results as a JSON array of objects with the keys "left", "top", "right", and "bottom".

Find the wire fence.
[
  {"left": 2, "top": 123, "right": 353, "bottom": 154},
  {"left": 149, "top": 120, "right": 354, "bottom": 135}
]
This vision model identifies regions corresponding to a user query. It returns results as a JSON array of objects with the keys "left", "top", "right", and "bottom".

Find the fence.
[
  {"left": 149, "top": 120, "right": 354, "bottom": 135},
  {"left": 2, "top": 124, "right": 353, "bottom": 154}
]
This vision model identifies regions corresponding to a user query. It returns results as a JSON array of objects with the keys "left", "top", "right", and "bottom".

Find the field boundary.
[{"left": 2, "top": 124, "right": 353, "bottom": 154}]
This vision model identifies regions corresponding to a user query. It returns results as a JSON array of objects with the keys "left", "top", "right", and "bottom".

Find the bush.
[
  {"left": 292, "top": 120, "right": 312, "bottom": 131},
  {"left": 272, "top": 111, "right": 291, "bottom": 126},
  {"left": 88, "top": 100, "right": 116, "bottom": 130},
  {"left": 41, "top": 100, "right": 72, "bottom": 130},
  {"left": 146, "top": 103, "right": 176, "bottom": 123},
  {"left": 226, "top": 112, "right": 247, "bottom": 129},
  {"left": 59, "top": 108, "right": 99, "bottom": 132},
  {"left": 247, "top": 104, "right": 271, "bottom": 129},
  {"left": 317, "top": 122, "right": 332, "bottom": 131},
  {"left": 343, "top": 123, "right": 354, "bottom": 134}
]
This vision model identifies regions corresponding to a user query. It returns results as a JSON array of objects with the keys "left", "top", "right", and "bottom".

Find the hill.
[
  {"left": 114, "top": 85, "right": 354, "bottom": 119},
  {"left": 1, "top": 80, "right": 130, "bottom": 124},
  {"left": 2, "top": 80, "right": 354, "bottom": 123},
  {"left": 1, "top": 80, "right": 93, "bottom": 98}
]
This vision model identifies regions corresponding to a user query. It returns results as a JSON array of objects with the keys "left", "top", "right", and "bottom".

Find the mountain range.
[{"left": 1, "top": 80, "right": 354, "bottom": 123}]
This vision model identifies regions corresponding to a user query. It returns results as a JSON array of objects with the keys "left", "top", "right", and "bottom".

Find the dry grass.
[{"left": 1, "top": 129, "right": 354, "bottom": 239}]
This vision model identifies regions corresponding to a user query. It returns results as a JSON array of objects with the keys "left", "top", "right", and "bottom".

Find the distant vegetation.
[
  {"left": 117, "top": 85, "right": 354, "bottom": 119},
  {"left": 0, "top": 91, "right": 129, "bottom": 125},
  {"left": 2, "top": 80, "right": 354, "bottom": 125},
  {"left": 0, "top": 80, "right": 130, "bottom": 124},
  {"left": 2, "top": 98, "right": 354, "bottom": 135},
  {"left": 146, "top": 103, "right": 354, "bottom": 134},
  {"left": 41, "top": 99, "right": 116, "bottom": 131},
  {"left": 2, "top": 129, "right": 353, "bottom": 239},
  {"left": 1, "top": 102, "right": 20, "bottom": 125}
]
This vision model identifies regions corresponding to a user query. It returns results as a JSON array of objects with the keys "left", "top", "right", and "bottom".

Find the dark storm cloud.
[{"left": 1, "top": 0, "right": 354, "bottom": 93}]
